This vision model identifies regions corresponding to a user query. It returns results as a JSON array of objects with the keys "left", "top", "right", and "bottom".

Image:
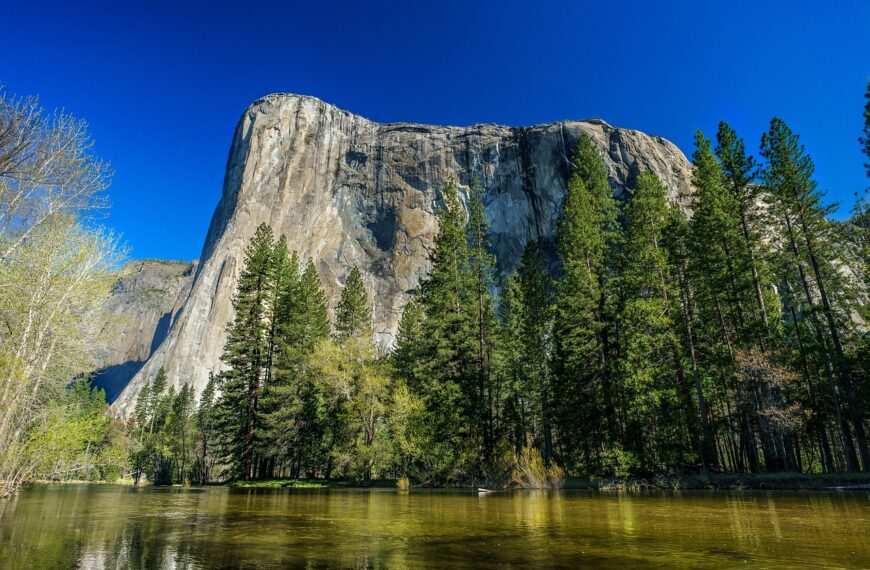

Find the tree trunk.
[{"left": 782, "top": 213, "right": 862, "bottom": 471}]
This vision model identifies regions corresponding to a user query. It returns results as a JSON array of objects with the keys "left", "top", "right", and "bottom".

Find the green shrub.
[{"left": 513, "top": 447, "right": 565, "bottom": 489}]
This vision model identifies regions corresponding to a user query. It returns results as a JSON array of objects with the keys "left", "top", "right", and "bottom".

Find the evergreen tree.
[
  {"left": 134, "top": 381, "right": 151, "bottom": 431},
  {"left": 167, "top": 384, "right": 195, "bottom": 483},
  {"left": 664, "top": 203, "right": 715, "bottom": 473},
  {"left": 214, "top": 223, "right": 275, "bottom": 480},
  {"left": 193, "top": 374, "right": 218, "bottom": 484},
  {"left": 147, "top": 367, "right": 168, "bottom": 434},
  {"left": 130, "top": 369, "right": 176, "bottom": 486},
  {"left": 268, "top": 259, "right": 330, "bottom": 478},
  {"left": 516, "top": 242, "right": 554, "bottom": 460},
  {"left": 551, "top": 133, "right": 619, "bottom": 473},
  {"left": 617, "top": 171, "right": 694, "bottom": 472},
  {"left": 498, "top": 273, "right": 527, "bottom": 454},
  {"left": 334, "top": 267, "right": 372, "bottom": 341},
  {"left": 716, "top": 122, "right": 775, "bottom": 339},
  {"left": 465, "top": 177, "right": 499, "bottom": 459},
  {"left": 396, "top": 177, "right": 476, "bottom": 481},
  {"left": 689, "top": 131, "right": 748, "bottom": 472},
  {"left": 692, "top": 128, "right": 798, "bottom": 474},
  {"left": 256, "top": 242, "right": 300, "bottom": 477},
  {"left": 761, "top": 118, "right": 869, "bottom": 471},
  {"left": 393, "top": 300, "right": 427, "bottom": 391}
]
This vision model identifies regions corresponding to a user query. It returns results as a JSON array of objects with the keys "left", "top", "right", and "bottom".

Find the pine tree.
[
  {"left": 551, "top": 133, "right": 619, "bottom": 473},
  {"left": 214, "top": 223, "right": 275, "bottom": 480},
  {"left": 393, "top": 300, "right": 427, "bottom": 391},
  {"left": 761, "top": 117, "right": 869, "bottom": 471},
  {"left": 134, "top": 381, "right": 152, "bottom": 431},
  {"left": 692, "top": 128, "right": 799, "bottom": 474},
  {"left": 516, "top": 242, "right": 554, "bottom": 460},
  {"left": 689, "top": 131, "right": 748, "bottom": 472},
  {"left": 194, "top": 373, "right": 218, "bottom": 484},
  {"left": 397, "top": 177, "right": 476, "bottom": 481},
  {"left": 268, "top": 259, "right": 330, "bottom": 478},
  {"left": 148, "top": 367, "right": 168, "bottom": 435},
  {"left": 168, "top": 383, "right": 195, "bottom": 483},
  {"left": 664, "top": 203, "right": 715, "bottom": 473},
  {"left": 716, "top": 122, "right": 774, "bottom": 339},
  {"left": 617, "top": 171, "right": 694, "bottom": 472},
  {"left": 498, "top": 273, "right": 527, "bottom": 454},
  {"left": 254, "top": 242, "right": 300, "bottom": 477},
  {"left": 334, "top": 267, "right": 372, "bottom": 341},
  {"left": 465, "top": 177, "right": 498, "bottom": 459}
]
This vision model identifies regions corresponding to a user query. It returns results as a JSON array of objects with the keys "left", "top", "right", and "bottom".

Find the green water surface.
[{"left": 1, "top": 484, "right": 867, "bottom": 568}]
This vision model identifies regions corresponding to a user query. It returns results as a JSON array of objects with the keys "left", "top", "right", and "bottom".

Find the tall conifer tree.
[
  {"left": 761, "top": 118, "right": 869, "bottom": 470},
  {"left": 466, "top": 177, "right": 498, "bottom": 458},
  {"left": 396, "top": 177, "right": 475, "bottom": 481},
  {"left": 617, "top": 171, "right": 695, "bottom": 472},
  {"left": 214, "top": 223, "right": 275, "bottom": 480},
  {"left": 516, "top": 241, "right": 554, "bottom": 460},
  {"left": 551, "top": 133, "right": 619, "bottom": 473},
  {"left": 335, "top": 267, "right": 371, "bottom": 341}
]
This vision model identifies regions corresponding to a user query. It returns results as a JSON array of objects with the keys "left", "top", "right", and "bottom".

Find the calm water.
[{"left": 0, "top": 485, "right": 868, "bottom": 569}]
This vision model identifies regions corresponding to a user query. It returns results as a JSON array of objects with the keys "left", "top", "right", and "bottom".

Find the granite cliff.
[
  {"left": 114, "top": 94, "right": 695, "bottom": 415},
  {"left": 94, "top": 259, "right": 195, "bottom": 401}
]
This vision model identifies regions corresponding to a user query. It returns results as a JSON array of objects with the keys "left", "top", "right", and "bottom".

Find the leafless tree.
[{"left": 0, "top": 86, "right": 111, "bottom": 262}]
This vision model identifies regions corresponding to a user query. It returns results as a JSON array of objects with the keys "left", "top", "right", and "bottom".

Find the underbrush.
[{"left": 512, "top": 447, "right": 565, "bottom": 489}]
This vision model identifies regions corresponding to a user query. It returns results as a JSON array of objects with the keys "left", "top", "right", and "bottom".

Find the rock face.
[
  {"left": 113, "top": 93, "right": 695, "bottom": 416},
  {"left": 93, "top": 259, "right": 195, "bottom": 402}
]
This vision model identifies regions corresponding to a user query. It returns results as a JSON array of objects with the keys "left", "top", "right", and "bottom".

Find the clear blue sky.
[{"left": 3, "top": 0, "right": 868, "bottom": 261}]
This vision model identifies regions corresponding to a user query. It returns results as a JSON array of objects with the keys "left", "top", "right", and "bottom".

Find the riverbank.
[
  {"left": 17, "top": 472, "right": 870, "bottom": 493},
  {"left": 220, "top": 472, "right": 870, "bottom": 491},
  {"left": 227, "top": 478, "right": 398, "bottom": 489},
  {"left": 579, "top": 472, "right": 870, "bottom": 491}
]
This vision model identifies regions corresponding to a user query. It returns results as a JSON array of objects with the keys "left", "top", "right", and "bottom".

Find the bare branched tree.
[{"left": 0, "top": 86, "right": 111, "bottom": 262}]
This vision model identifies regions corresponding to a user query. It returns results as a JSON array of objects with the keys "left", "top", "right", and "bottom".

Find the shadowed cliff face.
[
  {"left": 114, "top": 93, "right": 695, "bottom": 416},
  {"left": 93, "top": 260, "right": 195, "bottom": 402}
]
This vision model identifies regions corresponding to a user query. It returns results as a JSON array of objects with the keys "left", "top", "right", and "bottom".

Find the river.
[{"left": 0, "top": 484, "right": 868, "bottom": 568}]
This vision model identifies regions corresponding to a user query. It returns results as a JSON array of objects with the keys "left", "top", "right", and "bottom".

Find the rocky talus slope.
[{"left": 114, "top": 93, "right": 695, "bottom": 415}]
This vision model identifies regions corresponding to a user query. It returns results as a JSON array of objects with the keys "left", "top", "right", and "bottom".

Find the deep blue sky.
[{"left": 3, "top": 0, "right": 868, "bottom": 261}]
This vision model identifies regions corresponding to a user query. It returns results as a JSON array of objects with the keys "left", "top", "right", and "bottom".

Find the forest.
[
  {"left": 1, "top": 84, "right": 869, "bottom": 495},
  {"left": 131, "top": 105, "right": 870, "bottom": 487}
]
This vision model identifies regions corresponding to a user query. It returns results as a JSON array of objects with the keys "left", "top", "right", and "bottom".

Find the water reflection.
[{"left": 0, "top": 485, "right": 868, "bottom": 568}]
